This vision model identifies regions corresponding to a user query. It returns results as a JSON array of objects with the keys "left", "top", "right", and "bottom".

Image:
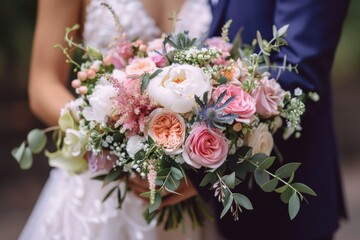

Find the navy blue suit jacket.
[{"left": 190, "top": 0, "right": 349, "bottom": 239}]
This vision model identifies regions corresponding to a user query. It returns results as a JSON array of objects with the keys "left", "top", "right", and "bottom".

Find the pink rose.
[
  {"left": 212, "top": 84, "right": 256, "bottom": 124},
  {"left": 149, "top": 52, "right": 167, "bottom": 67},
  {"left": 107, "top": 41, "right": 134, "bottom": 69},
  {"left": 88, "top": 150, "right": 116, "bottom": 172},
  {"left": 252, "top": 76, "right": 285, "bottom": 118},
  {"left": 147, "top": 109, "right": 186, "bottom": 155},
  {"left": 125, "top": 58, "right": 157, "bottom": 76},
  {"left": 182, "top": 123, "right": 228, "bottom": 169}
]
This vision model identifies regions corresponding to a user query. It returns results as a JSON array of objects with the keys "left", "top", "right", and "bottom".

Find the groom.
[{"left": 188, "top": 0, "right": 349, "bottom": 239}]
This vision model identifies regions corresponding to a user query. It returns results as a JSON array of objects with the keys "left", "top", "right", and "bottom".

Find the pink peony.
[
  {"left": 125, "top": 58, "right": 157, "bottom": 76},
  {"left": 252, "top": 76, "right": 285, "bottom": 118},
  {"left": 147, "top": 109, "right": 186, "bottom": 155},
  {"left": 212, "top": 84, "right": 256, "bottom": 124},
  {"left": 182, "top": 123, "right": 228, "bottom": 169}
]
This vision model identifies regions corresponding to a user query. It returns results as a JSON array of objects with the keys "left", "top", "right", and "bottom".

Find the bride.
[{"left": 21, "top": 0, "right": 222, "bottom": 239}]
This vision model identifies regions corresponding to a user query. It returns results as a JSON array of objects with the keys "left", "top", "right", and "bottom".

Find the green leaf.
[
  {"left": 275, "top": 163, "right": 301, "bottom": 178},
  {"left": 149, "top": 192, "right": 162, "bottom": 213},
  {"left": 259, "top": 157, "right": 276, "bottom": 170},
  {"left": 164, "top": 177, "right": 179, "bottom": 191},
  {"left": 230, "top": 28, "right": 243, "bottom": 59},
  {"left": 87, "top": 46, "right": 103, "bottom": 60},
  {"left": 149, "top": 69, "right": 163, "bottom": 79},
  {"left": 250, "top": 153, "right": 269, "bottom": 163},
  {"left": 233, "top": 193, "right": 253, "bottom": 210},
  {"left": 134, "top": 150, "right": 144, "bottom": 161},
  {"left": 199, "top": 172, "right": 216, "bottom": 187},
  {"left": 27, "top": 129, "right": 47, "bottom": 154},
  {"left": 11, "top": 142, "right": 26, "bottom": 162},
  {"left": 220, "top": 194, "right": 233, "bottom": 218},
  {"left": 261, "top": 178, "right": 279, "bottom": 192},
  {"left": 19, "top": 147, "right": 33, "bottom": 170},
  {"left": 222, "top": 172, "right": 236, "bottom": 189},
  {"left": 141, "top": 74, "right": 150, "bottom": 93},
  {"left": 254, "top": 168, "right": 270, "bottom": 187},
  {"left": 275, "top": 184, "right": 289, "bottom": 193},
  {"left": 102, "top": 185, "right": 117, "bottom": 202},
  {"left": 288, "top": 192, "right": 300, "bottom": 220},
  {"left": 91, "top": 174, "right": 107, "bottom": 181},
  {"left": 104, "top": 168, "right": 121, "bottom": 186},
  {"left": 277, "top": 24, "right": 289, "bottom": 37},
  {"left": 170, "top": 167, "right": 183, "bottom": 180},
  {"left": 139, "top": 191, "right": 151, "bottom": 198},
  {"left": 218, "top": 76, "right": 228, "bottom": 84},
  {"left": 291, "top": 183, "right": 317, "bottom": 196},
  {"left": 58, "top": 109, "right": 76, "bottom": 131},
  {"left": 280, "top": 188, "right": 294, "bottom": 204}
]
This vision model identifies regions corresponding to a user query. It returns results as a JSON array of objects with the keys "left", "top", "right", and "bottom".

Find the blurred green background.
[{"left": 0, "top": 1, "right": 359, "bottom": 239}]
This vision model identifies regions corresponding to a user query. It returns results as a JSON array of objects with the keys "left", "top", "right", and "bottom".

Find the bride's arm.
[{"left": 29, "top": 0, "right": 83, "bottom": 126}]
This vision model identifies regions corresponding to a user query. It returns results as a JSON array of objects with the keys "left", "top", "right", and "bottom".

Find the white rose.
[
  {"left": 82, "top": 76, "right": 117, "bottom": 124},
  {"left": 126, "top": 135, "right": 146, "bottom": 159},
  {"left": 244, "top": 123, "right": 274, "bottom": 155},
  {"left": 146, "top": 64, "right": 211, "bottom": 113},
  {"left": 63, "top": 129, "right": 88, "bottom": 157}
]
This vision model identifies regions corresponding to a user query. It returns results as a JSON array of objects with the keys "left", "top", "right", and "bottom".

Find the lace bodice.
[{"left": 84, "top": 0, "right": 212, "bottom": 52}]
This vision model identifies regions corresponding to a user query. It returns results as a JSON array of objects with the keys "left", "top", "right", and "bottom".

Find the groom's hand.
[{"left": 128, "top": 176, "right": 198, "bottom": 208}]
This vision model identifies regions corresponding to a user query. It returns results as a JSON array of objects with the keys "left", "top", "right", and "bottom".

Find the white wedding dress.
[{"left": 19, "top": 0, "right": 221, "bottom": 239}]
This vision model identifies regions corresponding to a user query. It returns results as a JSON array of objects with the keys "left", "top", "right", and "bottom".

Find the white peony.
[
  {"left": 146, "top": 64, "right": 212, "bottom": 113},
  {"left": 244, "top": 123, "right": 274, "bottom": 155},
  {"left": 82, "top": 75, "right": 117, "bottom": 124},
  {"left": 126, "top": 135, "right": 147, "bottom": 159}
]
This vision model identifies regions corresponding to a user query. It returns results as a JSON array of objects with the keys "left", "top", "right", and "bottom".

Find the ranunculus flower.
[
  {"left": 147, "top": 109, "right": 186, "bottom": 155},
  {"left": 212, "top": 84, "right": 256, "bottom": 124},
  {"left": 88, "top": 150, "right": 116, "bottom": 172},
  {"left": 182, "top": 123, "right": 228, "bottom": 169},
  {"left": 244, "top": 123, "right": 274, "bottom": 155},
  {"left": 252, "top": 76, "right": 285, "bottom": 118},
  {"left": 125, "top": 58, "right": 156, "bottom": 76},
  {"left": 63, "top": 129, "right": 88, "bottom": 157},
  {"left": 147, "top": 64, "right": 211, "bottom": 113}
]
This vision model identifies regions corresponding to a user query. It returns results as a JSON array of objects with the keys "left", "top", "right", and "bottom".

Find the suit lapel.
[{"left": 209, "top": 0, "right": 228, "bottom": 36}]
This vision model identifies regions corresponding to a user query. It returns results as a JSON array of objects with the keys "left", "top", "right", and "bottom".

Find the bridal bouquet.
[{"left": 13, "top": 16, "right": 318, "bottom": 229}]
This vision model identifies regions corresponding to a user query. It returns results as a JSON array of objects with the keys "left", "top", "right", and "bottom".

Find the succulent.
[{"left": 194, "top": 91, "right": 238, "bottom": 131}]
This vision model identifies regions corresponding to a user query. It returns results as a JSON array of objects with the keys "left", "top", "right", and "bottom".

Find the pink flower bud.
[
  {"left": 71, "top": 79, "right": 81, "bottom": 89},
  {"left": 103, "top": 55, "right": 112, "bottom": 66},
  {"left": 77, "top": 71, "right": 87, "bottom": 81},
  {"left": 78, "top": 86, "right": 88, "bottom": 95},
  {"left": 90, "top": 63, "right": 100, "bottom": 72},
  {"left": 139, "top": 44, "right": 147, "bottom": 52},
  {"left": 87, "top": 69, "right": 96, "bottom": 79}
]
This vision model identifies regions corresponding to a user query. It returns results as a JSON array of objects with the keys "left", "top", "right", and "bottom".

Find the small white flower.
[
  {"left": 63, "top": 129, "right": 88, "bottom": 157},
  {"left": 294, "top": 87, "right": 303, "bottom": 96},
  {"left": 126, "top": 135, "right": 146, "bottom": 159}
]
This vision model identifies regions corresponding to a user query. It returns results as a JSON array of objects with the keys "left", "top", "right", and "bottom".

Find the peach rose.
[
  {"left": 182, "top": 123, "right": 228, "bottom": 169},
  {"left": 252, "top": 76, "right": 285, "bottom": 118},
  {"left": 147, "top": 109, "right": 186, "bottom": 155},
  {"left": 244, "top": 123, "right": 274, "bottom": 155},
  {"left": 212, "top": 84, "right": 256, "bottom": 124},
  {"left": 125, "top": 58, "right": 157, "bottom": 76}
]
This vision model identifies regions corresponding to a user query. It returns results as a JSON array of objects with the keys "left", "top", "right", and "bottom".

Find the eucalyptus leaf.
[
  {"left": 27, "top": 129, "right": 47, "bottom": 154},
  {"left": 249, "top": 153, "right": 268, "bottom": 164},
  {"left": 11, "top": 142, "right": 26, "bottom": 162},
  {"left": 254, "top": 168, "right": 270, "bottom": 187},
  {"left": 141, "top": 74, "right": 150, "bottom": 93},
  {"left": 170, "top": 167, "right": 183, "bottom": 180},
  {"left": 261, "top": 178, "right": 279, "bottom": 192},
  {"left": 149, "top": 192, "right": 162, "bottom": 213},
  {"left": 222, "top": 172, "right": 236, "bottom": 189},
  {"left": 199, "top": 172, "right": 216, "bottom": 187},
  {"left": 275, "top": 163, "right": 301, "bottom": 178},
  {"left": 291, "top": 183, "right": 317, "bottom": 196},
  {"left": 220, "top": 194, "right": 233, "bottom": 218},
  {"left": 259, "top": 157, "right": 276, "bottom": 170},
  {"left": 233, "top": 193, "right": 253, "bottom": 210},
  {"left": 275, "top": 184, "right": 289, "bottom": 193},
  {"left": 19, "top": 147, "right": 33, "bottom": 170},
  {"left": 280, "top": 187, "right": 294, "bottom": 204},
  {"left": 288, "top": 192, "right": 300, "bottom": 220}
]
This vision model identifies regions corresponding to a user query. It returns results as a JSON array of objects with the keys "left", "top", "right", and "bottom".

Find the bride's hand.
[{"left": 128, "top": 176, "right": 198, "bottom": 208}]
